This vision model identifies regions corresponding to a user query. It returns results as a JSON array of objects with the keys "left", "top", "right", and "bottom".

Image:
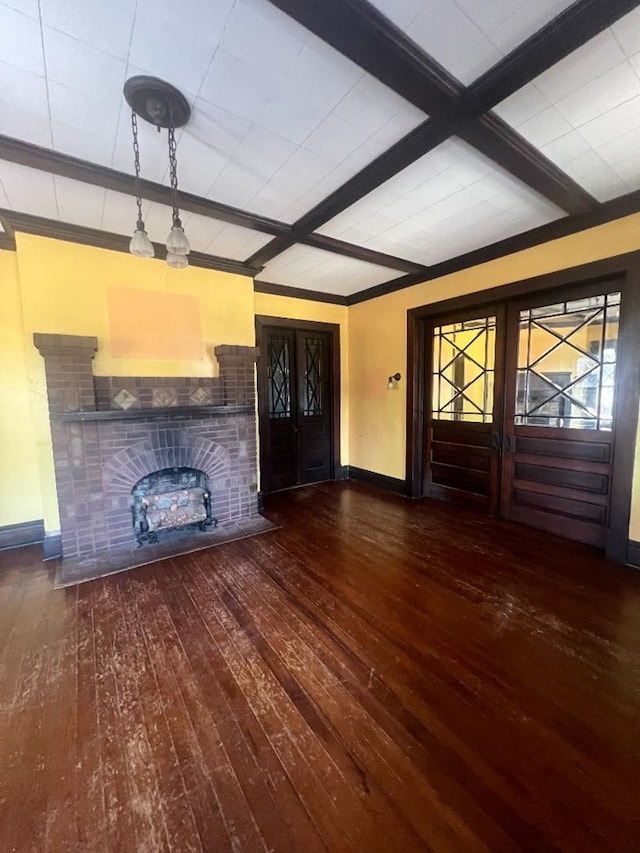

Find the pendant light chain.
[
  {"left": 165, "top": 117, "right": 190, "bottom": 265},
  {"left": 168, "top": 123, "right": 180, "bottom": 226},
  {"left": 131, "top": 109, "right": 144, "bottom": 228}
]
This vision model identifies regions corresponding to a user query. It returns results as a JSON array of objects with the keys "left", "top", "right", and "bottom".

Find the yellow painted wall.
[
  {"left": 9, "top": 233, "right": 255, "bottom": 532},
  {"left": 348, "top": 213, "right": 640, "bottom": 537},
  {"left": 0, "top": 251, "right": 42, "bottom": 526},
  {"left": 3, "top": 212, "right": 640, "bottom": 541},
  {"left": 253, "top": 292, "right": 349, "bottom": 465}
]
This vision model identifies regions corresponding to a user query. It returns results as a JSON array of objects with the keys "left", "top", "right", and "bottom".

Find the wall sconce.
[{"left": 387, "top": 372, "right": 401, "bottom": 390}]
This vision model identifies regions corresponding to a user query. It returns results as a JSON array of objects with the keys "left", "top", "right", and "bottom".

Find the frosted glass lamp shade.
[
  {"left": 129, "top": 226, "right": 154, "bottom": 258},
  {"left": 166, "top": 250, "right": 189, "bottom": 269},
  {"left": 166, "top": 224, "right": 190, "bottom": 255}
]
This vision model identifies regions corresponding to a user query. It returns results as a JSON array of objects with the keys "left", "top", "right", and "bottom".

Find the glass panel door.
[
  {"left": 502, "top": 287, "right": 620, "bottom": 547},
  {"left": 425, "top": 306, "right": 505, "bottom": 515}
]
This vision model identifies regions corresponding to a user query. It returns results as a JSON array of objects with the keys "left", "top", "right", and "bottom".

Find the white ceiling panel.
[
  {"left": 0, "top": 60, "right": 53, "bottom": 148},
  {"left": 54, "top": 176, "right": 105, "bottom": 230},
  {"left": 2, "top": 0, "right": 39, "bottom": 17},
  {"left": 367, "top": 0, "right": 577, "bottom": 84},
  {"left": 101, "top": 189, "right": 148, "bottom": 237},
  {"left": 0, "top": 0, "right": 425, "bottom": 225},
  {"left": 317, "top": 138, "right": 565, "bottom": 265},
  {"left": 0, "top": 160, "right": 274, "bottom": 261},
  {"left": 0, "top": 3, "right": 44, "bottom": 75},
  {"left": 51, "top": 122, "right": 115, "bottom": 165},
  {"left": 494, "top": 8, "right": 640, "bottom": 202},
  {"left": 255, "top": 244, "right": 403, "bottom": 296},
  {"left": 204, "top": 224, "right": 272, "bottom": 261},
  {"left": 40, "top": 0, "right": 137, "bottom": 60},
  {"left": 0, "top": 160, "right": 59, "bottom": 218}
]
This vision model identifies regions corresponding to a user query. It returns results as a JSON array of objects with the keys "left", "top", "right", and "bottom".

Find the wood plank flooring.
[{"left": 0, "top": 481, "right": 639, "bottom": 852}]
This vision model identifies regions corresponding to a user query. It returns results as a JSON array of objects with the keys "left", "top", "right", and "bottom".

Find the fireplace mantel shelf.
[{"left": 53, "top": 404, "right": 254, "bottom": 422}]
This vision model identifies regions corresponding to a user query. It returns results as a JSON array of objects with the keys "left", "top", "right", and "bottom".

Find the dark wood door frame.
[
  {"left": 255, "top": 315, "right": 341, "bottom": 492},
  {"left": 406, "top": 250, "right": 640, "bottom": 562}
]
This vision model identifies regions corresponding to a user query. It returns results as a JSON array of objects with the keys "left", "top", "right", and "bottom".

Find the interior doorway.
[
  {"left": 255, "top": 316, "right": 340, "bottom": 494},
  {"left": 407, "top": 255, "right": 640, "bottom": 560}
]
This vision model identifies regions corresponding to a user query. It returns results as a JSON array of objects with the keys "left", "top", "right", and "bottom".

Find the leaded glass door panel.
[
  {"left": 258, "top": 325, "right": 333, "bottom": 493},
  {"left": 501, "top": 283, "right": 621, "bottom": 547},
  {"left": 425, "top": 305, "right": 506, "bottom": 514}
]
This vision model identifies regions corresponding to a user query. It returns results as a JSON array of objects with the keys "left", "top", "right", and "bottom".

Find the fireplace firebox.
[{"left": 132, "top": 467, "right": 217, "bottom": 545}]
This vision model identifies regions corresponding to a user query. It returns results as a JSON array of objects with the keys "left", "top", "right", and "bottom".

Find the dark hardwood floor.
[{"left": 1, "top": 481, "right": 639, "bottom": 852}]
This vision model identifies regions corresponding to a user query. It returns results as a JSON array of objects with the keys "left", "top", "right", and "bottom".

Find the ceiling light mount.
[
  {"left": 124, "top": 75, "right": 191, "bottom": 130},
  {"left": 124, "top": 76, "right": 191, "bottom": 268}
]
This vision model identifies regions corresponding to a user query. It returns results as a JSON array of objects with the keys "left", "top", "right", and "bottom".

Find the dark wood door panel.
[
  {"left": 500, "top": 284, "right": 621, "bottom": 546},
  {"left": 300, "top": 419, "right": 332, "bottom": 483},
  {"left": 515, "top": 432, "right": 611, "bottom": 463},
  {"left": 514, "top": 461, "right": 609, "bottom": 494},
  {"left": 431, "top": 441, "right": 491, "bottom": 472},
  {"left": 431, "top": 420, "right": 494, "bottom": 447},
  {"left": 511, "top": 487, "right": 608, "bottom": 525},
  {"left": 257, "top": 321, "right": 336, "bottom": 494},
  {"left": 507, "top": 501, "right": 607, "bottom": 547},
  {"left": 298, "top": 331, "right": 332, "bottom": 486},
  {"left": 431, "top": 463, "right": 491, "bottom": 496}
]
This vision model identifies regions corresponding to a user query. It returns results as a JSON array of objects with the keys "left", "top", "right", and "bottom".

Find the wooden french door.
[
  {"left": 257, "top": 324, "right": 334, "bottom": 493},
  {"left": 500, "top": 282, "right": 622, "bottom": 547},
  {"left": 424, "top": 305, "right": 506, "bottom": 515},
  {"left": 424, "top": 280, "right": 623, "bottom": 547}
]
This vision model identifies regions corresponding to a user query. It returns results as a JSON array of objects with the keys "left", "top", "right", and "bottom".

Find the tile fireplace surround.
[{"left": 33, "top": 333, "right": 268, "bottom": 585}]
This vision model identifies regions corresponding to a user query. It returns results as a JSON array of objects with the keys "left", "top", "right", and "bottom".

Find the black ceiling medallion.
[
  {"left": 123, "top": 76, "right": 191, "bottom": 130},
  {"left": 124, "top": 76, "right": 192, "bottom": 268}
]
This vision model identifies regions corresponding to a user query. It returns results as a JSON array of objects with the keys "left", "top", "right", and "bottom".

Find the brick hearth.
[{"left": 34, "top": 334, "right": 260, "bottom": 576}]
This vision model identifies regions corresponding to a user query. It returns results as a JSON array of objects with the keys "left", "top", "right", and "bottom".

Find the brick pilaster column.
[
  {"left": 214, "top": 345, "right": 259, "bottom": 406},
  {"left": 33, "top": 333, "right": 99, "bottom": 413},
  {"left": 33, "top": 334, "right": 103, "bottom": 559}
]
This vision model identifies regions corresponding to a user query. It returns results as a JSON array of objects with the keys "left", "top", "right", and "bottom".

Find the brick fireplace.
[{"left": 34, "top": 333, "right": 267, "bottom": 584}]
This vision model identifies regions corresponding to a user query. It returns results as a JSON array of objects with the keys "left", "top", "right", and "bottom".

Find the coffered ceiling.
[{"left": 0, "top": 0, "right": 639, "bottom": 303}]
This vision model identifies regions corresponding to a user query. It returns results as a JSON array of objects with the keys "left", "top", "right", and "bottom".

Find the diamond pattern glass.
[
  {"left": 303, "top": 337, "right": 323, "bottom": 417},
  {"left": 432, "top": 316, "right": 496, "bottom": 423},
  {"left": 516, "top": 293, "right": 620, "bottom": 430},
  {"left": 268, "top": 337, "right": 291, "bottom": 419}
]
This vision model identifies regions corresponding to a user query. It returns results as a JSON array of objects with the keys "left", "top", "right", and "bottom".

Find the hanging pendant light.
[
  {"left": 165, "top": 123, "right": 190, "bottom": 266},
  {"left": 124, "top": 76, "right": 191, "bottom": 268},
  {"left": 129, "top": 111, "right": 154, "bottom": 258}
]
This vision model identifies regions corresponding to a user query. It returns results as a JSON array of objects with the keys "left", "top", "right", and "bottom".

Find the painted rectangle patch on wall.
[{"left": 107, "top": 286, "right": 203, "bottom": 360}]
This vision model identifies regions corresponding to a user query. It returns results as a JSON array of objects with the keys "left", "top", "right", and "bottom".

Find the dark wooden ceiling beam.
[
  {"left": 246, "top": 120, "right": 453, "bottom": 268},
  {"left": 266, "top": 0, "right": 598, "bottom": 219},
  {"left": 265, "top": 0, "right": 463, "bottom": 118},
  {"left": 302, "top": 233, "right": 428, "bottom": 274},
  {"left": 465, "top": 0, "right": 640, "bottom": 114},
  {"left": 0, "top": 214, "right": 16, "bottom": 251},
  {"left": 459, "top": 115, "right": 596, "bottom": 216},
  {"left": 0, "top": 132, "right": 432, "bottom": 276},
  {"left": 0, "top": 209, "right": 261, "bottom": 277},
  {"left": 253, "top": 279, "right": 348, "bottom": 305},
  {"left": 346, "top": 185, "right": 640, "bottom": 305},
  {"left": 0, "top": 135, "right": 291, "bottom": 238}
]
